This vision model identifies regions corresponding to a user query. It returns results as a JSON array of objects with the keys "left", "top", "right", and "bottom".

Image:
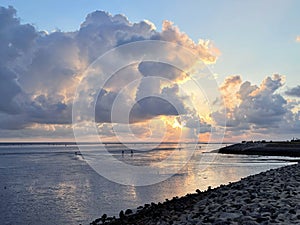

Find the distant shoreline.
[{"left": 217, "top": 141, "right": 300, "bottom": 157}]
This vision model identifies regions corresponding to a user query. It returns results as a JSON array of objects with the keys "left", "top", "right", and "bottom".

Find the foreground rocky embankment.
[{"left": 90, "top": 163, "right": 300, "bottom": 225}]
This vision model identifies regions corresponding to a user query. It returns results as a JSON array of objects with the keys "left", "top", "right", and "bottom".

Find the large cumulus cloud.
[{"left": 0, "top": 6, "right": 217, "bottom": 140}]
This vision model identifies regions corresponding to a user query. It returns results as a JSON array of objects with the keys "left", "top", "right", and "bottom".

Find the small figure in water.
[
  {"left": 131, "top": 150, "right": 133, "bottom": 157},
  {"left": 122, "top": 150, "right": 124, "bottom": 157}
]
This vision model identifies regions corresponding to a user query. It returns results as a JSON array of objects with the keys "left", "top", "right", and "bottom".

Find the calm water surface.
[{"left": 0, "top": 143, "right": 297, "bottom": 225}]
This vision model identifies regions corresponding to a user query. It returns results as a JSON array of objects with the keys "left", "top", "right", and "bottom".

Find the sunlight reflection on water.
[{"left": 0, "top": 143, "right": 296, "bottom": 225}]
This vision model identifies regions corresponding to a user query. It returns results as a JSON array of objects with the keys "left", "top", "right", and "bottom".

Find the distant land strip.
[{"left": 217, "top": 140, "right": 300, "bottom": 157}]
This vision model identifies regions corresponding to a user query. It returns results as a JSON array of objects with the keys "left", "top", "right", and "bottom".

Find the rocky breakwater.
[
  {"left": 90, "top": 163, "right": 300, "bottom": 225},
  {"left": 218, "top": 141, "right": 300, "bottom": 157}
]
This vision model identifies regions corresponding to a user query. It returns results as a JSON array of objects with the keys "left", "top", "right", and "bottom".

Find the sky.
[{"left": 0, "top": 0, "right": 300, "bottom": 142}]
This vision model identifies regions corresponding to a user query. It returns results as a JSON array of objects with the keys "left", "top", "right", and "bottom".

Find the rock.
[
  {"left": 125, "top": 209, "right": 133, "bottom": 215},
  {"left": 240, "top": 221, "right": 259, "bottom": 225},
  {"left": 93, "top": 218, "right": 100, "bottom": 224},
  {"left": 255, "top": 216, "right": 269, "bottom": 223},
  {"left": 119, "top": 210, "right": 124, "bottom": 219},
  {"left": 289, "top": 209, "right": 296, "bottom": 214},
  {"left": 212, "top": 218, "right": 230, "bottom": 225},
  {"left": 219, "top": 212, "right": 240, "bottom": 220},
  {"left": 196, "top": 189, "right": 201, "bottom": 194}
]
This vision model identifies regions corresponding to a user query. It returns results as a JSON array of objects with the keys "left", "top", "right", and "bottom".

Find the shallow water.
[{"left": 0, "top": 143, "right": 297, "bottom": 225}]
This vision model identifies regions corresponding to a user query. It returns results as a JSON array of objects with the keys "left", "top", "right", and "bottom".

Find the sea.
[{"left": 0, "top": 143, "right": 298, "bottom": 225}]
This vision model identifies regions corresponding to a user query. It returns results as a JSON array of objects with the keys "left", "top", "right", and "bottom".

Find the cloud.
[
  {"left": 285, "top": 85, "right": 300, "bottom": 97},
  {"left": 219, "top": 75, "right": 242, "bottom": 110},
  {"left": 26, "top": 94, "right": 72, "bottom": 125},
  {"left": 0, "top": 6, "right": 37, "bottom": 61},
  {"left": 95, "top": 82, "right": 188, "bottom": 124},
  {"left": 0, "top": 6, "right": 219, "bottom": 138},
  {"left": 211, "top": 74, "right": 300, "bottom": 140},
  {"left": 138, "top": 61, "right": 187, "bottom": 81},
  {"left": 0, "top": 67, "right": 22, "bottom": 114},
  {"left": 1, "top": 6, "right": 299, "bottom": 142},
  {"left": 0, "top": 6, "right": 37, "bottom": 115},
  {"left": 157, "top": 21, "right": 218, "bottom": 64},
  {"left": 95, "top": 89, "right": 133, "bottom": 123},
  {"left": 181, "top": 112, "right": 212, "bottom": 134},
  {"left": 130, "top": 96, "right": 179, "bottom": 122},
  {"left": 0, "top": 113, "right": 27, "bottom": 130}
]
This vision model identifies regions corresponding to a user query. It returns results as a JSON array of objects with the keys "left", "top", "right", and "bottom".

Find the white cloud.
[{"left": 159, "top": 20, "right": 218, "bottom": 64}]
